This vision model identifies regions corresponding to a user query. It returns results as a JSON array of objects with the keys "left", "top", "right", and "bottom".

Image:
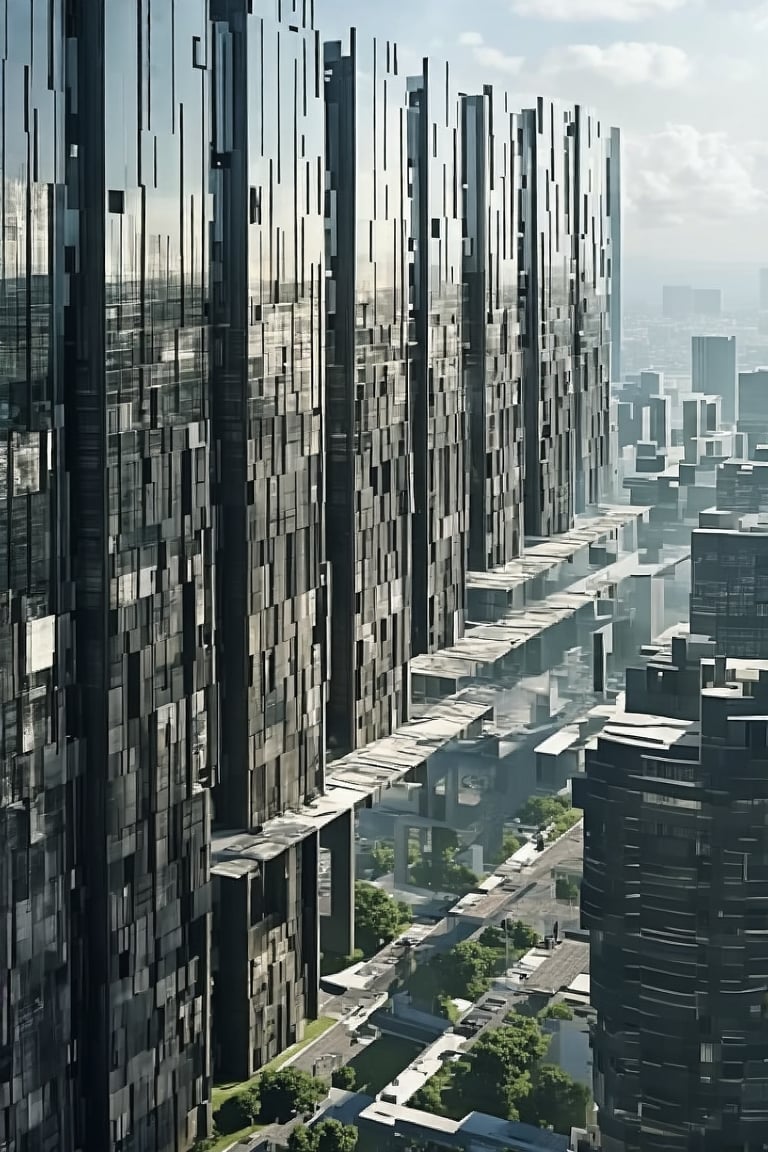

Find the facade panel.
[
  {"left": 66, "top": 3, "right": 215, "bottom": 1148},
  {"left": 408, "top": 60, "right": 467, "bottom": 654},
  {"left": 325, "top": 33, "right": 413, "bottom": 754},
  {"left": 573, "top": 108, "right": 612, "bottom": 513},
  {"left": 522, "top": 99, "right": 577, "bottom": 538},
  {"left": 0, "top": 4, "right": 77, "bottom": 1150},
  {"left": 209, "top": 0, "right": 326, "bottom": 1076},
  {"left": 462, "top": 89, "right": 524, "bottom": 570}
]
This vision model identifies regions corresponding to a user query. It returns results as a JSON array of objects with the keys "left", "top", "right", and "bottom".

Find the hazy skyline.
[{"left": 323, "top": 0, "right": 768, "bottom": 287}]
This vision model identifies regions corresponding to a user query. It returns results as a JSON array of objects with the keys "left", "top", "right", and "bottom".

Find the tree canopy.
[
  {"left": 258, "top": 1067, "right": 327, "bottom": 1123},
  {"left": 520, "top": 1063, "right": 591, "bottom": 1134},
  {"left": 354, "top": 881, "right": 411, "bottom": 956},
  {"left": 410, "top": 1013, "right": 590, "bottom": 1135},
  {"left": 288, "top": 1119, "right": 358, "bottom": 1152}
]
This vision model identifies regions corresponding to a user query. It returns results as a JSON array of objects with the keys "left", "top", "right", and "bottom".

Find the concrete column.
[
  {"left": 319, "top": 808, "right": 355, "bottom": 959},
  {"left": 394, "top": 818, "right": 411, "bottom": 888}
]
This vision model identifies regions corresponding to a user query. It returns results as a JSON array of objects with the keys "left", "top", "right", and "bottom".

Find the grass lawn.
[
  {"left": 207, "top": 1124, "right": 265, "bottom": 1152},
  {"left": 212, "top": 1016, "right": 336, "bottom": 1110},
  {"left": 348, "top": 1036, "right": 421, "bottom": 1095}
]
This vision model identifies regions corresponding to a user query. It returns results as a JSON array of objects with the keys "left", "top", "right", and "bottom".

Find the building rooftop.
[
  {"left": 359, "top": 1099, "right": 569, "bottom": 1151},
  {"left": 524, "top": 940, "right": 590, "bottom": 997},
  {"left": 597, "top": 711, "right": 698, "bottom": 754}
]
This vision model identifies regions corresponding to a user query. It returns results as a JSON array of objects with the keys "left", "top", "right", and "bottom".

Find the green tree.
[
  {"left": 506, "top": 919, "right": 539, "bottom": 952},
  {"left": 522, "top": 1064, "right": 591, "bottom": 1134},
  {"left": 331, "top": 1066, "right": 357, "bottom": 1090},
  {"left": 539, "top": 1001, "right": 574, "bottom": 1021},
  {"left": 369, "top": 843, "right": 395, "bottom": 877},
  {"left": 555, "top": 876, "right": 579, "bottom": 902},
  {"left": 288, "top": 1120, "right": 358, "bottom": 1152},
  {"left": 258, "top": 1067, "right": 327, "bottom": 1123},
  {"left": 516, "top": 794, "right": 569, "bottom": 828},
  {"left": 453, "top": 1016, "right": 550, "bottom": 1120},
  {"left": 354, "top": 881, "right": 410, "bottom": 956},
  {"left": 478, "top": 925, "right": 506, "bottom": 950},
  {"left": 213, "top": 1083, "right": 261, "bottom": 1134},
  {"left": 433, "top": 940, "right": 500, "bottom": 1000}
]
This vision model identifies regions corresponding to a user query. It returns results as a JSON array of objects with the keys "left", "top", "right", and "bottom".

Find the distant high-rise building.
[
  {"left": 609, "top": 126, "right": 623, "bottom": 384},
  {"left": 692, "top": 287, "right": 722, "bottom": 316},
  {"left": 692, "top": 335, "right": 737, "bottom": 423},
  {"left": 580, "top": 645, "right": 768, "bottom": 1152},
  {"left": 690, "top": 519, "right": 768, "bottom": 658},
  {"left": 716, "top": 459, "right": 768, "bottom": 515},
  {"left": 662, "top": 284, "right": 694, "bottom": 319},
  {"left": 462, "top": 86, "right": 525, "bottom": 568},
  {"left": 759, "top": 267, "right": 768, "bottom": 311},
  {"left": 408, "top": 61, "right": 468, "bottom": 653},
  {"left": 737, "top": 367, "right": 768, "bottom": 451},
  {"left": 324, "top": 33, "right": 413, "bottom": 753}
]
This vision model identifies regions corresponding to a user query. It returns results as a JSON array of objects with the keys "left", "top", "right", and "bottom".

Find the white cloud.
[
  {"left": 625, "top": 124, "right": 768, "bottom": 230},
  {"left": 543, "top": 41, "right": 691, "bottom": 87},
  {"left": 457, "top": 31, "right": 525, "bottom": 75},
  {"left": 511, "top": 0, "right": 686, "bottom": 20}
]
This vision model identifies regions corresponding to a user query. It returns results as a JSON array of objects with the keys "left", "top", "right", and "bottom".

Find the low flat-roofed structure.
[{"left": 358, "top": 1098, "right": 569, "bottom": 1151}]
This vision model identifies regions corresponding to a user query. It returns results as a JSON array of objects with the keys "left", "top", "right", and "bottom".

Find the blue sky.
[{"left": 321, "top": 0, "right": 768, "bottom": 268}]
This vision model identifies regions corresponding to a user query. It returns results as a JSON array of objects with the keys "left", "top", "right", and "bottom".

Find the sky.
[{"left": 321, "top": 0, "right": 768, "bottom": 288}]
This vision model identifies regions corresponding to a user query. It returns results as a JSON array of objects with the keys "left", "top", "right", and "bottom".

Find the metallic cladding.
[
  {"left": 209, "top": 0, "right": 325, "bottom": 1077},
  {"left": 462, "top": 88, "right": 525, "bottom": 569},
  {"left": 408, "top": 60, "right": 468, "bottom": 654},
  {"left": 325, "top": 33, "right": 413, "bottom": 754},
  {"left": 65, "top": 2, "right": 216, "bottom": 1148},
  {"left": 0, "top": 2, "right": 78, "bottom": 1149}
]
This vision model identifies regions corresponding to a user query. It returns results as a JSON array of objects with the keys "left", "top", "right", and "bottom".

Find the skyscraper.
[
  {"left": 324, "top": 33, "right": 413, "bottom": 754},
  {"left": 462, "top": 86, "right": 525, "bottom": 568},
  {"left": 408, "top": 60, "right": 468, "bottom": 654},
  {"left": 580, "top": 646, "right": 768, "bottom": 1152},
  {"left": 522, "top": 99, "right": 577, "bottom": 537},
  {"left": 68, "top": 2, "right": 215, "bottom": 1147},
  {"left": 573, "top": 107, "right": 614, "bottom": 514},
  {"left": 0, "top": 7, "right": 77, "bottom": 1150},
  {"left": 609, "top": 126, "right": 623, "bottom": 385},
  {"left": 692, "top": 335, "right": 737, "bottom": 424},
  {"left": 209, "top": 0, "right": 326, "bottom": 1077},
  {"left": 690, "top": 519, "right": 768, "bottom": 659}
]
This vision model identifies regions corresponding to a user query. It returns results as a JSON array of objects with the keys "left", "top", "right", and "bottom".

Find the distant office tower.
[
  {"left": 692, "top": 335, "right": 737, "bottom": 423},
  {"left": 573, "top": 108, "right": 614, "bottom": 513},
  {"left": 580, "top": 646, "right": 768, "bottom": 1152},
  {"left": 717, "top": 459, "right": 768, "bottom": 515},
  {"left": 209, "top": 0, "right": 325, "bottom": 1077},
  {"left": 68, "top": 3, "right": 215, "bottom": 1147},
  {"left": 738, "top": 368, "right": 768, "bottom": 452},
  {"left": 760, "top": 267, "right": 768, "bottom": 311},
  {"left": 692, "top": 287, "right": 722, "bottom": 316},
  {"left": 662, "top": 284, "right": 693, "bottom": 319},
  {"left": 522, "top": 99, "right": 576, "bottom": 536},
  {"left": 609, "top": 126, "right": 623, "bottom": 385},
  {"left": 408, "top": 61, "right": 468, "bottom": 653},
  {"left": 0, "top": 9, "right": 77, "bottom": 1151},
  {"left": 690, "top": 519, "right": 768, "bottom": 658},
  {"left": 325, "top": 33, "right": 413, "bottom": 753},
  {"left": 462, "top": 86, "right": 524, "bottom": 568}
]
